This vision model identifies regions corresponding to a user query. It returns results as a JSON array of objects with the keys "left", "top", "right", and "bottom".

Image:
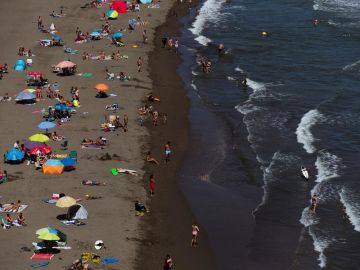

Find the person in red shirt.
[{"left": 149, "top": 174, "right": 155, "bottom": 197}]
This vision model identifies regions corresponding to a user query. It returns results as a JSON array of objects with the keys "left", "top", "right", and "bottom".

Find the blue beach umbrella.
[
  {"left": 61, "top": 158, "right": 76, "bottom": 167},
  {"left": 5, "top": 148, "right": 25, "bottom": 162},
  {"left": 51, "top": 33, "right": 63, "bottom": 43},
  {"left": 38, "top": 121, "right": 56, "bottom": 130},
  {"left": 140, "top": 0, "right": 152, "bottom": 4},
  {"left": 54, "top": 103, "right": 68, "bottom": 111},
  {"left": 15, "top": 92, "right": 36, "bottom": 101},
  {"left": 112, "top": 32, "right": 123, "bottom": 39}
]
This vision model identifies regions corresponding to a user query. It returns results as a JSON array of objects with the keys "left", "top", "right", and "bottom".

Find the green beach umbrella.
[{"left": 38, "top": 232, "right": 60, "bottom": 241}]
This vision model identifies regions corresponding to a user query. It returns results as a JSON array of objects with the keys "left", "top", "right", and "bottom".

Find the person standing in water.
[
  {"left": 164, "top": 141, "right": 171, "bottom": 163},
  {"left": 149, "top": 174, "right": 155, "bottom": 197},
  {"left": 191, "top": 223, "right": 200, "bottom": 247},
  {"left": 311, "top": 194, "right": 318, "bottom": 213},
  {"left": 163, "top": 254, "right": 173, "bottom": 270},
  {"left": 342, "top": 207, "right": 349, "bottom": 221}
]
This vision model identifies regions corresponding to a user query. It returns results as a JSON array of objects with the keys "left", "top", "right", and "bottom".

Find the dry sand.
[{"left": 0, "top": 0, "right": 180, "bottom": 269}]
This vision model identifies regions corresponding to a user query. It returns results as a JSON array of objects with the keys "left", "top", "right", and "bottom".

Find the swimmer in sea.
[
  {"left": 241, "top": 77, "right": 248, "bottom": 88},
  {"left": 218, "top": 43, "right": 224, "bottom": 55},
  {"left": 313, "top": 19, "right": 319, "bottom": 27}
]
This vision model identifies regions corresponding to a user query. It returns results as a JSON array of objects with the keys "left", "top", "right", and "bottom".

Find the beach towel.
[
  {"left": 102, "top": 258, "right": 119, "bottom": 264},
  {"left": 31, "top": 261, "right": 49, "bottom": 268},
  {"left": 60, "top": 220, "right": 86, "bottom": 226},
  {"left": 0, "top": 204, "right": 28, "bottom": 213},
  {"left": 81, "top": 145, "right": 105, "bottom": 149},
  {"left": 31, "top": 254, "right": 54, "bottom": 261}
]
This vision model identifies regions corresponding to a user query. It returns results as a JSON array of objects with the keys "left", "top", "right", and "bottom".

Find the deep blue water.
[{"left": 177, "top": 0, "right": 360, "bottom": 269}]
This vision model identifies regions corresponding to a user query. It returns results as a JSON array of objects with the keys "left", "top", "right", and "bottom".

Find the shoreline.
[{"left": 137, "top": 0, "right": 216, "bottom": 269}]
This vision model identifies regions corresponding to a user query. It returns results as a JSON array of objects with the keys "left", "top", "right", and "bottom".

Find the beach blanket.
[
  {"left": 81, "top": 144, "right": 105, "bottom": 149},
  {"left": 0, "top": 204, "right": 28, "bottom": 213},
  {"left": 102, "top": 258, "right": 119, "bottom": 264},
  {"left": 31, "top": 254, "right": 54, "bottom": 261},
  {"left": 31, "top": 261, "right": 49, "bottom": 268}
]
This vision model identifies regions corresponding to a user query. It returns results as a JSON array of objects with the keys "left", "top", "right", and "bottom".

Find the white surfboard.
[{"left": 301, "top": 166, "right": 309, "bottom": 180}]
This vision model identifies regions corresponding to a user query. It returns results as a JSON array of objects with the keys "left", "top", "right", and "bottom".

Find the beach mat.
[
  {"left": 31, "top": 261, "right": 49, "bottom": 268},
  {"left": 31, "top": 254, "right": 54, "bottom": 261},
  {"left": 0, "top": 204, "right": 28, "bottom": 213},
  {"left": 102, "top": 257, "right": 119, "bottom": 264}
]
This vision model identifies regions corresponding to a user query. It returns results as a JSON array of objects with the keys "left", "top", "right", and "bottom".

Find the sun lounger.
[{"left": 0, "top": 204, "right": 28, "bottom": 213}]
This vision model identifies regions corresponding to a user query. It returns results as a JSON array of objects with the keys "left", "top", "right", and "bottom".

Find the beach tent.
[
  {"left": 140, "top": 0, "right": 152, "bottom": 4},
  {"left": 106, "top": 9, "right": 119, "bottom": 19},
  {"left": 111, "top": 1, "right": 127, "bottom": 14},
  {"left": 4, "top": 148, "right": 25, "bottom": 164},
  {"left": 15, "top": 91, "right": 36, "bottom": 102},
  {"left": 67, "top": 204, "right": 88, "bottom": 220},
  {"left": 14, "top": 59, "right": 26, "bottom": 71},
  {"left": 128, "top": 19, "right": 137, "bottom": 30},
  {"left": 43, "top": 159, "right": 64, "bottom": 174}
]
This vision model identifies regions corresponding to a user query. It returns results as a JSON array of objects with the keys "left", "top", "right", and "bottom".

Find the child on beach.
[
  {"left": 164, "top": 141, "right": 171, "bottom": 163},
  {"left": 191, "top": 223, "right": 200, "bottom": 247}
]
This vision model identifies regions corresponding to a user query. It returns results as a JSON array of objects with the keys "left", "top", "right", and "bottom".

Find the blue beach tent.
[
  {"left": 4, "top": 148, "right": 25, "bottom": 163},
  {"left": 14, "top": 59, "right": 26, "bottom": 71}
]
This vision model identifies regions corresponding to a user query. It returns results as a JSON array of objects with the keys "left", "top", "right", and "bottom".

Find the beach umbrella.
[
  {"left": 95, "top": 83, "right": 109, "bottom": 91},
  {"left": 5, "top": 148, "right": 25, "bottom": 162},
  {"left": 55, "top": 61, "right": 76, "bottom": 69},
  {"left": 36, "top": 227, "right": 59, "bottom": 235},
  {"left": 111, "top": 1, "right": 127, "bottom": 14},
  {"left": 24, "top": 141, "right": 44, "bottom": 149},
  {"left": 38, "top": 121, "right": 56, "bottom": 130},
  {"left": 140, "top": 0, "right": 152, "bottom": 4},
  {"left": 67, "top": 204, "right": 88, "bottom": 220},
  {"left": 56, "top": 196, "right": 76, "bottom": 208},
  {"left": 38, "top": 232, "right": 60, "bottom": 241},
  {"left": 43, "top": 159, "right": 64, "bottom": 175},
  {"left": 15, "top": 92, "right": 36, "bottom": 101},
  {"left": 54, "top": 103, "right": 68, "bottom": 111},
  {"left": 23, "top": 88, "right": 36, "bottom": 93},
  {"left": 51, "top": 33, "right": 63, "bottom": 43},
  {"left": 112, "top": 32, "right": 123, "bottom": 39},
  {"left": 106, "top": 9, "right": 119, "bottom": 19},
  {"left": 61, "top": 157, "right": 76, "bottom": 167},
  {"left": 90, "top": 32, "right": 100, "bottom": 37},
  {"left": 29, "top": 145, "right": 52, "bottom": 155},
  {"left": 29, "top": 134, "right": 50, "bottom": 142}
]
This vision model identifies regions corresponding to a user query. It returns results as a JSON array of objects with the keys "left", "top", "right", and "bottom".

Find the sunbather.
[
  {"left": 116, "top": 168, "right": 138, "bottom": 176},
  {"left": 15, "top": 213, "right": 26, "bottom": 226},
  {"left": 146, "top": 152, "right": 159, "bottom": 165},
  {"left": 82, "top": 180, "right": 106, "bottom": 186},
  {"left": 5, "top": 213, "right": 13, "bottom": 225}
]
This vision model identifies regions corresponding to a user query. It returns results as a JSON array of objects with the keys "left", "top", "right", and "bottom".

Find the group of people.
[
  {"left": 0, "top": 200, "right": 26, "bottom": 229},
  {"left": 310, "top": 193, "right": 349, "bottom": 221}
]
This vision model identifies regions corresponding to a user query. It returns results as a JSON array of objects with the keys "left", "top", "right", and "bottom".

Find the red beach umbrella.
[{"left": 29, "top": 145, "right": 52, "bottom": 155}]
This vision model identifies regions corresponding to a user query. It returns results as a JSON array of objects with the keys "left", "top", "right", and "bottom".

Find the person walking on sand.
[
  {"left": 37, "top": 16, "right": 43, "bottom": 29},
  {"left": 174, "top": 39, "right": 179, "bottom": 54},
  {"left": 137, "top": 57, "right": 142, "bottom": 72},
  {"left": 163, "top": 254, "right": 173, "bottom": 270},
  {"left": 164, "top": 141, "right": 171, "bottom": 163},
  {"left": 149, "top": 174, "right": 155, "bottom": 197},
  {"left": 142, "top": 29, "right": 148, "bottom": 44},
  {"left": 191, "top": 223, "right": 200, "bottom": 247},
  {"left": 123, "top": 114, "right": 128, "bottom": 132}
]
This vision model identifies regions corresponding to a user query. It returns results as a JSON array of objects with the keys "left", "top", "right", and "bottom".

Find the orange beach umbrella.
[{"left": 95, "top": 83, "right": 109, "bottom": 92}]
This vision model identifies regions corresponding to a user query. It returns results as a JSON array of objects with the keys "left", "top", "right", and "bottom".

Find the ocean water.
[{"left": 177, "top": 0, "right": 360, "bottom": 269}]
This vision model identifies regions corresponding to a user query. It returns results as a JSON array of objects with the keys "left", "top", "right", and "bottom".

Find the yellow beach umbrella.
[
  {"left": 38, "top": 232, "right": 60, "bottom": 241},
  {"left": 23, "top": 89, "right": 36, "bottom": 93},
  {"left": 56, "top": 196, "right": 76, "bottom": 208},
  {"left": 29, "top": 134, "right": 50, "bottom": 143}
]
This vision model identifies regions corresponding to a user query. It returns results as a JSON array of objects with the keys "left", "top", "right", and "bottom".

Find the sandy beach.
[{"left": 0, "top": 0, "right": 214, "bottom": 269}]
